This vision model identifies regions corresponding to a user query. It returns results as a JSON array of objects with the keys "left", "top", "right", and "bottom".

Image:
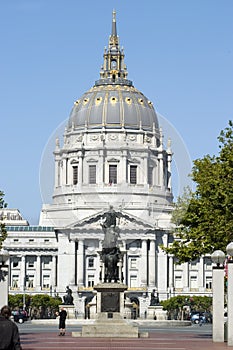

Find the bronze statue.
[
  {"left": 100, "top": 206, "right": 122, "bottom": 282},
  {"left": 150, "top": 289, "right": 160, "bottom": 306},
  {"left": 63, "top": 286, "right": 74, "bottom": 305}
]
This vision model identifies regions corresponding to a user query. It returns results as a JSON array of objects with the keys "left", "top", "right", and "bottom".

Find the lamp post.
[
  {"left": 211, "top": 250, "right": 225, "bottom": 342},
  {"left": 0, "top": 249, "right": 10, "bottom": 309},
  {"left": 226, "top": 242, "right": 233, "bottom": 346}
]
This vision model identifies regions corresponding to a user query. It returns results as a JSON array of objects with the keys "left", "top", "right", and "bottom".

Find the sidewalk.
[{"left": 20, "top": 330, "right": 228, "bottom": 349}]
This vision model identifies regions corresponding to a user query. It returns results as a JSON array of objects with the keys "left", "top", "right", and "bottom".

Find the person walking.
[
  {"left": 0, "top": 305, "right": 22, "bottom": 349},
  {"left": 57, "top": 307, "right": 67, "bottom": 336}
]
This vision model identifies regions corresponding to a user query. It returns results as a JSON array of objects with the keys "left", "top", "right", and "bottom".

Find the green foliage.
[
  {"left": 0, "top": 191, "right": 7, "bottom": 250},
  {"left": 163, "top": 121, "right": 233, "bottom": 263},
  {"left": 160, "top": 295, "right": 212, "bottom": 313},
  {"left": 8, "top": 294, "right": 62, "bottom": 310}
]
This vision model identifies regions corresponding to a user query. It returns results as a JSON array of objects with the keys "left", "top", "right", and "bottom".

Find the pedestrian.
[
  {"left": 0, "top": 305, "right": 22, "bottom": 349},
  {"left": 56, "top": 307, "right": 67, "bottom": 336}
]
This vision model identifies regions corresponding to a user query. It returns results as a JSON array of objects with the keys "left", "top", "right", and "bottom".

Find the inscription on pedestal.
[{"left": 101, "top": 292, "right": 119, "bottom": 312}]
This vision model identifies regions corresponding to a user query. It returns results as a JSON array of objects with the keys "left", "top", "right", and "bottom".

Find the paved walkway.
[{"left": 20, "top": 331, "right": 228, "bottom": 350}]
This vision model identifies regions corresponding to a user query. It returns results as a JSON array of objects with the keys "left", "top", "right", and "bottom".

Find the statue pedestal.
[
  {"left": 94, "top": 282, "right": 127, "bottom": 317},
  {"left": 59, "top": 305, "right": 75, "bottom": 319},
  {"left": 147, "top": 305, "right": 167, "bottom": 320}
]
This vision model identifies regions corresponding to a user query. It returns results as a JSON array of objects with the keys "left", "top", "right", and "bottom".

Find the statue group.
[{"left": 100, "top": 206, "right": 122, "bottom": 283}]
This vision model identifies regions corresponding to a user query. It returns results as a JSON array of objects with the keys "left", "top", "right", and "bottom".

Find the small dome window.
[
  {"left": 138, "top": 98, "right": 144, "bottom": 105},
  {"left": 110, "top": 96, "right": 117, "bottom": 103},
  {"left": 74, "top": 99, "right": 80, "bottom": 105},
  {"left": 148, "top": 100, "right": 153, "bottom": 106},
  {"left": 95, "top": 97, "right": 102, "bottom": 105},
  {"left": 83, "top": 98, "right": 89, "bottom": 105},
  {"left": 125, "top": 97, "right": 132, "bottom": 104}
]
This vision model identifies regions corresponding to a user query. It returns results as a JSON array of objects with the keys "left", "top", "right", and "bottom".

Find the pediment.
[{"left": 67, "top": 210, "right": 153, "bottom": 232}]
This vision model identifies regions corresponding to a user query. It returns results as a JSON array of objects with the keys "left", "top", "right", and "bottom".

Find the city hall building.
[{"left": 2, "top": 12, "right": 213, "bottom": 316}]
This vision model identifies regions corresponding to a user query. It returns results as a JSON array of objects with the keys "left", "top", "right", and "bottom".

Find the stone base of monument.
[
  {"left": 72, "top": 312, "right": 148, "bottom": 338},
  {"left": 94, "top": 282, "right": 128, "bottom": 315},
  {"left": 147, "top": 305, "right": 167, "bottom": 320},
  {"left": 59, "top": 305, "right": 75, "bottom": 319}
]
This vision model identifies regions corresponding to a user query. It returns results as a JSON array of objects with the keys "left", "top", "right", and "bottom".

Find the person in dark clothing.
[
  {"left": 56, "top": 307, "right": 67, "bottom": 336},
  {"left": 0, "top": 305, "right": 22, "bottom": 350}
]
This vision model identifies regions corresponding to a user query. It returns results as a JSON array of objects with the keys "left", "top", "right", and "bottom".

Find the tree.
[
  {"left": 160, "top": 295, "right": 212, "bottom": 320},
  {"left": 163, "top": 121, "right": 233, "bottom": 263},
  {"left": 0, "top": 191, "right": 7, "bottom": 250}
]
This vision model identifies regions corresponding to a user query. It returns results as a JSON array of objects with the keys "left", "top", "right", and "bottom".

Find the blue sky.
[{"left": 1, "top": 0, "right": 233, "bottom": 224}]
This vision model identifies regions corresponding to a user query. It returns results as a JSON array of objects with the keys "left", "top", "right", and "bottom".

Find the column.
[
  {"left": 143, "top": 156, "right": 148, "bottom": 185},
  {"left": 149, "top": 239, "right": 156, "bottom": 287},
  {"left": 182, "top": 262, "right": 189, "bottom": 291},
  {"left": 212, "top": 266, "right": 224, "bottom": 342},
  {"left": 51, "top": 255, "right": 56, "bottom": 288},
  {"left": 158, "top": 153, "right": 163, "bottom": 187},
  {"left": 35, "top": 255, "right": 41, "bottom": 291},
  {"left": 168, "top": 255, "right": 174, "bottom": 290},
  {"left": 98, "top": 149, "right": 104, "bottom": 184},
  {"left": 77, "top": 239, "right": 84, "bottom": 286},
  {"left": 198, "top": 257, "right": 204, "bottom": 290},
  {"left": 157, "top": 246, "right": 168, "bottom": 296},
  {"left": 140, "top": 239, "right": 147, "bottom": 286},
  {"left": 121, "top": 150, "right": 127, "bottom": 184},
  {"left": 78, "top": 151, "right": 83, "bottom": 184},
  {"left": 20, "top": 255, "right": 26, "bottom": 290},
  {"left": 54, "top": 160, "right": 59, "bottom": 187},
  {"left": 62, "top": 157, "right": 67, "bottom": 185}
]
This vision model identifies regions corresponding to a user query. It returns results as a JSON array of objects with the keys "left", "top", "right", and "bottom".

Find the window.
[
  {"left": 12, "top": 275, "right": 19, "bottom": 288},
  {"left": 130, "top": 258, "right": 137, "bottom": 269},
  {"left": 148, "top": 167, "right": 153, "bottom": 185},
  {"left": 130, "top": 275, "right": 137, "bottom": 288},
  {"left": 190, "top": 275, "right": 197, "bottom": 289},
  {"left": 73, "top": 166, "right": 78, "bottom": 185},
  {"left": 175, "top": 275, "right": 182, "bottom": 288},
  {"left": 89, "top": 165, "right": 96, "bottom": 184},
  {"left": 130, "top": 165, "right": 137, "bottom": 184},
  {"left": 109, "top": 165, "right": 117, "bottom": 184},
  {"left": 87, "top": 275, "right": 95, "bottom": 287},
  {"left": 42, "top": 275, "right": 50, "bottom": 289},
  {"left": 43, "top": 257, "right": 51, "bottom": 268},
  {"left": 13, "top": 261, "right": 19, "bottom": 268},
  {"left": 88, "top": 257, "right": 94, "bottom": 268},
  {"left": 28, "top": 259, "right": 35, "bottom": 268},
  {"left": 28, "top": 275, "right": 34, "bottom": 288},
  {"left": 206, "top": 276, "right": 212, "bottom": 289}
]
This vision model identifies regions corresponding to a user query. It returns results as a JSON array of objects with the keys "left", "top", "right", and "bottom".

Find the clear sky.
[{"left": 1, "top": 0, "right": 233, "bottom": 224}]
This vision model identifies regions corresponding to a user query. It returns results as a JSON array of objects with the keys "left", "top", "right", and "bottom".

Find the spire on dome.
[
  {"left": 111, "top": 9, "right": 117, "bottom": 37},
  {"left": 95, "top": 10, "right": 133, "bottom": 87}
]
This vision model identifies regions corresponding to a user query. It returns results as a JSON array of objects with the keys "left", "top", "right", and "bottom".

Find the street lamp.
[
  {"left": 226, "top": 242, "right": 233, "bottom": 346},
  {"left": 211, "top": 250, "right": 225, "bottom": 342},
  {"left": 0, "top": 249, "right": 10, "bottom": 309}
]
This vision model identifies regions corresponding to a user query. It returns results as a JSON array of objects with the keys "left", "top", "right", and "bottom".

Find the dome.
[
  {"left": 67, "top": 10, "right": 159, "bottom": 133},
  {"left": 67, "top": 84, "right": 159, "bottom": 132}
]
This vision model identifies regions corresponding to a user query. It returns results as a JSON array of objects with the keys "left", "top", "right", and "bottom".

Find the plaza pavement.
[
  {"left": 20, "top": 320, "right": 228, "bottom": 350},
  {"left": 20, "top": 330, "right": 228, "bottom": 350}
]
